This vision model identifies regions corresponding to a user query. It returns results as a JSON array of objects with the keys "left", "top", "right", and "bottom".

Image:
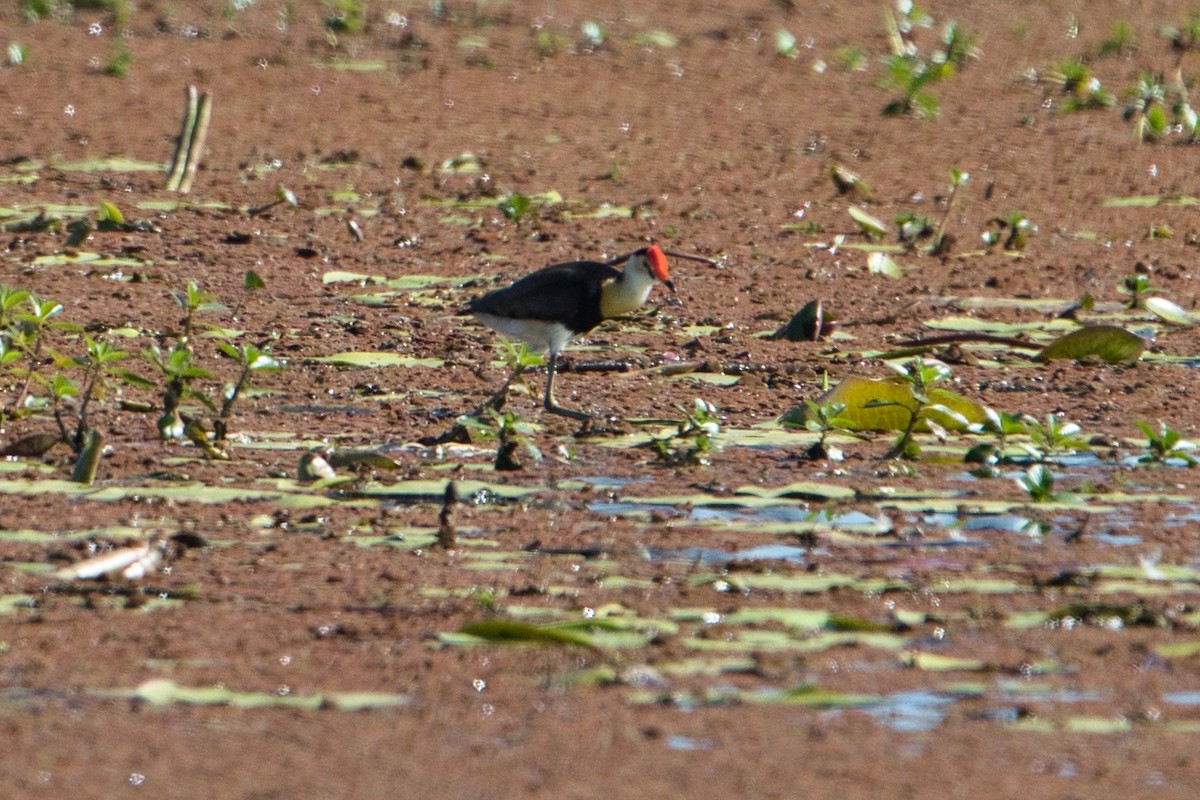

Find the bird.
[{"left": 466, "top": 244, "right": 674, "bottom": 421}]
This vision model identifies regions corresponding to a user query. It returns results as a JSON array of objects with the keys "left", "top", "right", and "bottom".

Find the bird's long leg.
[{"left": 543, "top": 351, "right": 591, "bottom": 421}]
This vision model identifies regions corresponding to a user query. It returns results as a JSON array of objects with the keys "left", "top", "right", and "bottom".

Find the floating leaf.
[
  {"left": 848, "top": 206, "right": 889, "bottom": 239},
  {"left": 454, "top": 619, "right": 598, "bottom": 649},
  {"left": 634, "top": 29, "right": 678, "bottom": 48},
  {"left": 783, "top": 375, "right": 986, "bottom": 432},
  {"left": 310, "top": 352, "right": 444, "bottom": 368},
  {"left": 1036, "top": 325, "right": 1145, "bottom": 363},
  {"left": 116, "top": 679, "right": 408, "bottom": 710},
  {"left": 867, "top": 251, "right": 908, "bottom": 279},
  {"left": 1154, "top": 641, "right": 1200, "bottom": 659},
  {"left": 1143, "top": 296, "right": 1195, "bottom": 326},
  {"left": 902, "top": 651, "right": 991, "bottom": 671}
]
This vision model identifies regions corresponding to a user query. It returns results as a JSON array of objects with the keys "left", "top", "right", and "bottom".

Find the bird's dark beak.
[{"left": 663, "top": 280, "right": 683, "bottom": 306}]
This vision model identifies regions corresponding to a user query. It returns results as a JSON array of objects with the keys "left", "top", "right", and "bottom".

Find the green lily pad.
[
  {"left": 782, "top": 374, "right": 987, "bottom": 432},
  {"left": 1036, "top": 325, "right": 1145, "bottom": 363}
]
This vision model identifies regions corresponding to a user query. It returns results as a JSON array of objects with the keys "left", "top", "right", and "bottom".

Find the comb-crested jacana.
[{"left": 467, "top": 244, "right": 674, "bottom": 420}]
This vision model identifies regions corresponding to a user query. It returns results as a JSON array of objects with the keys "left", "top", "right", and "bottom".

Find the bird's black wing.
[{"left": 467, "top": 261, "right": 619, "bottom": 333}]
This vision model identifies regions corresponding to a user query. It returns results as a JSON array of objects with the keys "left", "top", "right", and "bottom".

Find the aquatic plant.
[
  {"left": 645, "top": 398, "right": 722, "bottom": 466},
  {"left": 1136, "top": 421, "right": 1198, "bottom": 466}
]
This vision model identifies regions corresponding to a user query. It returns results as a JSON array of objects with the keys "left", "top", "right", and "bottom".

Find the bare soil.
[{"left": 3, "top": 2, "right": 1200, "bottom": 798}]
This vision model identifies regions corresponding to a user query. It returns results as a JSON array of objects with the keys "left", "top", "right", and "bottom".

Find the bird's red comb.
[{"left": 646, "top": 244, "right": 670, "bottom": 282}]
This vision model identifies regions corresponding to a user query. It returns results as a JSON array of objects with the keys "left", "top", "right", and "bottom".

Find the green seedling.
[
  {"left": 1050, "top": 58, "right": 1115, "bottom": 112},
  {"left": 1022, "top": 414, "right": 1089, "bottom": 460},
  {"left": 932, "top": 21, "right": 979, "bottom": 73},
  {"left": 1098, "top": 21, "right": 1135, "bottom": 57},
  {"left": 982, "top": 211, "right": 1036, "bottom": 251},
  {"left": 848, "top": 206, "right": 889, "bottom": 239},
  {"left": 145, "top": 342, "right": 215, "bottom": 441},
  {"left": 974, "top": 407, "right": 1027, "bottom": 451},
  {"left": 869, "top": 358, "right": 964, "bottom": 459},
  {"left": 213, "top": 342, "right": 281, "bottom": 443},
  {"left": 54, "top": 335, "right": 134, "bottom": 453},
  {"left": 1016, "top": 463, "right": 1056, "bottom": 502},
  {"left": 830, "top": 164, "right": 873, "bottom": 198},
  {"left": 895, "top": 212, "right": 933, "bottom": 244},
  {"left": 834, "top": 45, "right": 867, "bottom": 71},
  {"left": 104, "top": 39, "right": 132, "bottom": 78},
  {"left": 644, "top": 398, "right": 722, "bottom": 467},
  {"left": 580, "top": 20, "right": 606, "bottom": 50},
  {"left": 458, "top": 409, "right": 542, "bottom": 471},
  {"left": 1136, "top": 421, "right": 1198, "bottom": 466},
  {"left": 800, "top": 400, "right": 863, "bottom": 460},
  {"left": 1120, "top": 274, "right": 1153, "bottom": 309},
  {"left": 172, "top": 280, "right": 225, "bottom": 341},
  {"left": 324, "top": 0, "right": 366, "bottom": 34},
  {"left": 929, "top": 167, "right": 968, "bottom": 254},
  {"left": 7, "top": 43, "right": 27, "bottom": 66},
  {"left": 881, "top": 54, "right": 941, "bottom": 118},
  {"left": 1124, "top": 73, "right": 1169, "bottom": 142},
  {"left": 775, "top": 29, "right": 799, "bottom": 59},
  {"left": 2, "top": 293, "right": 72, "bottom": 418}
]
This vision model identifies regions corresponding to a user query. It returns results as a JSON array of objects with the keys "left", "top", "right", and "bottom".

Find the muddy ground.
[{"left": 3, "top": 1, "right": 1200, "bottom": 797}]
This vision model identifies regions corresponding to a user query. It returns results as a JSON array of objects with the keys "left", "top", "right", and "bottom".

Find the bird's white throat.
[{"left": 599, "top": 257, "right": 657, "bottom": 318}]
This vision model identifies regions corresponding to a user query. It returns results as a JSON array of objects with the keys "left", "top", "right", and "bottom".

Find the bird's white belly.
[{"left": 473, "top": 313, "right": 574, "bottom": 355}]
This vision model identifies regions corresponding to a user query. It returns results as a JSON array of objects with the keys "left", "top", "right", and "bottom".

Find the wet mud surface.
[{"left": 3, "top": 2, "right": 1200, "bottom": 797}]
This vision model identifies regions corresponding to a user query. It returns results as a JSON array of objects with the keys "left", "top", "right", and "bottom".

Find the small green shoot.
[
  {"left": 982, "top": 211, "right": 1036, "bottom": 251},
  {"left": 104, "top": 39, "right": 132, "bottom": 78},
  {"left": 645, "top": 399, "right": 722, "bottom": 467},
  {"left": 1136, "top": 421, "right": 1198, "bottom": 466},
  {"left": 869, "top": 358, "right": 962, "bottom": 459},
  {"left": 1120, "top": 274, "right": 1152, "bottom": 309},
  {"left": 7, "top": 43, "right": 27, "bottom": 67},
  {"left": 927, "top": 167, "right": 969, "bottom": 254},
  {"left": 1016, "top": 463, "right": 1056, "bottom": 502},
  {"left": 460, "top": 408, "right": 542, "bottom": 471},
  {"left": 834, "top": 45, "right": 867, "bottom": 71},
  {"left": 830, "top": 164, "right": 873, "bottom": 198},
  {"left": 213, "top": 342, "right": 281, "bottom": 443},
  {"left": 1050, "top": 58, "right": 1115, "bottom": 112},
  {"left": 1022, "top": 414, "right": 1089, "bottom": 460},
  {"left": 55, "top": 335, "right": 134, "bottom": 453},
  {"left": 775, "top": 29, "right": 799, "bottom": 59},
  {"left": 1098, "top": 21, "right": 1135, "bottom": 57},
  {"left": 801, "top": 399, "right": 863, "bottom": 460},
  {"left": 1124, "top": 73, "right": 1168, "bottom": 143},
  {"left": 580, "top": 21, "right": 606, "bottom": 51},
  {"left": 881, "top": 54, "right": 941, "bottom": 118},
  {"left": 324, "top": 0, "right": 366, "bottom": 34}
]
